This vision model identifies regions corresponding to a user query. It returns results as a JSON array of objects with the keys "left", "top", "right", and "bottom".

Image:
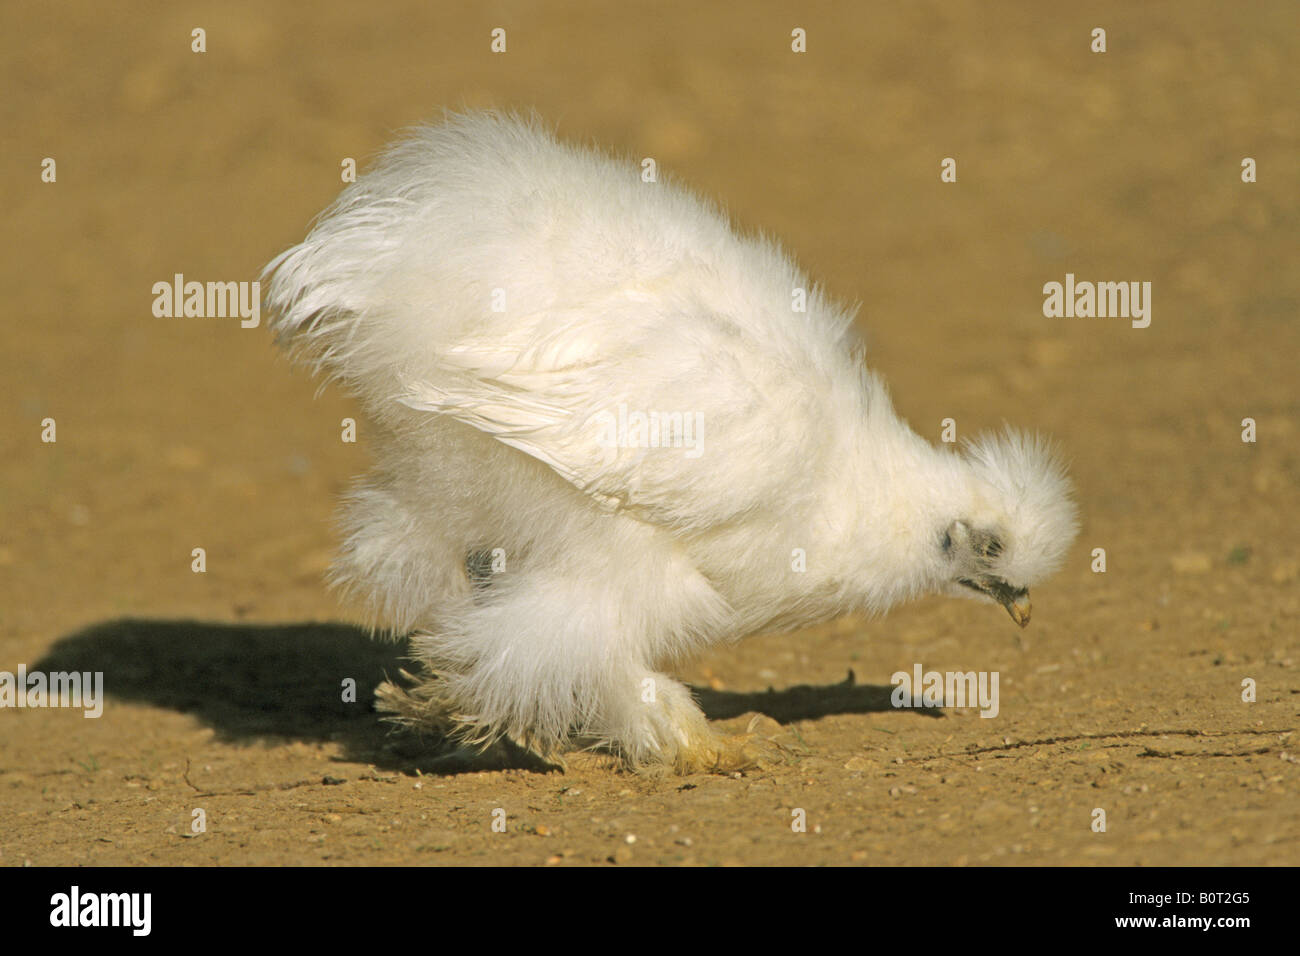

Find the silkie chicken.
[{"left": 263, "top": 111, "right": 1078, "bottom": 772}]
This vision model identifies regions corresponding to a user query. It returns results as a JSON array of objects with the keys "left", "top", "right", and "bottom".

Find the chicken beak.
[{"left": 1002, "top": 592, "right": 1032, "bottom": 628}]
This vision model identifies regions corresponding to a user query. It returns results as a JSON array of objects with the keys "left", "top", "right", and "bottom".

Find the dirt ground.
[{"left": 2, "top": 1, "right": 1296, "bottom": 867}]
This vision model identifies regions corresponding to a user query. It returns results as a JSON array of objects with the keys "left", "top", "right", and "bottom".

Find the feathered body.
[{"left": 265, "top": 112, "right": 1077, "bottom": 770}]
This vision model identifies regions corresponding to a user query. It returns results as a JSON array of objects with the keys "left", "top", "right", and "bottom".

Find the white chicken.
[{"left": 264, "top": 111, "right": 1077, "bottom": 772}]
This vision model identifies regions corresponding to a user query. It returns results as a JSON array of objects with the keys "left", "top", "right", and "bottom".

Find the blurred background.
[{"left": 1, "top": 1, "right": 1296, "bottom": 865}]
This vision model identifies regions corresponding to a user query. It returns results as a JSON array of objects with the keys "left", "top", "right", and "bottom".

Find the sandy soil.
[{"left": 2, "top": 1, "right": 1296, "bottom": 866}]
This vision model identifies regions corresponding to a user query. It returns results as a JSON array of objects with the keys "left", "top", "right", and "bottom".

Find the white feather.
[{"left": 264, "top": 111, "right": 1078, "bottom": 769}]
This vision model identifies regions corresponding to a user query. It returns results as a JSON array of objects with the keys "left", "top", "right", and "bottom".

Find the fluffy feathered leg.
[
  {"left": 588, "top": 671, "right": 785, "bottom": 773},
  {"left": 371, "top": 551, "right": 781, "bottom": 773},
  {"left": 377, "top": 658, "right": 786, "bottom": 773}
]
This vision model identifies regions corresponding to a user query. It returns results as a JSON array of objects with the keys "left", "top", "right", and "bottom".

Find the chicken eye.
[{"left": 985, "top": 537, "right": 1003, "bottom": 559}]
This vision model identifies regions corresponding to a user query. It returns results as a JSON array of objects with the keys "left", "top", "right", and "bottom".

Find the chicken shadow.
[{"left": 30, "top": 618, "right": 936, "bottom": 775}]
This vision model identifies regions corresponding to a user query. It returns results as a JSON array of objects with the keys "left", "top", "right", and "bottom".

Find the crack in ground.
[{"left": 915, "top": 727, "right": 1294, "bottom": 763}]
